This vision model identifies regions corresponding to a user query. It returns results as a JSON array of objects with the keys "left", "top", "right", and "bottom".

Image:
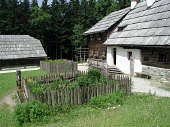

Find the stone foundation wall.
[{"left": 142, "top": 65, "right": 170, "bottom": 81}]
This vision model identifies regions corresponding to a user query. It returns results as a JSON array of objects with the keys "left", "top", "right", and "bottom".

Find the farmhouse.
[
  {"left": 86, "top": 0, "right": 170, "bottom": 81},
  {"left": 0, "top": 35, "right": 47, "bottom": 69},
  {"left": 84, "top": 7, "right": 130, "bottom": 59}
]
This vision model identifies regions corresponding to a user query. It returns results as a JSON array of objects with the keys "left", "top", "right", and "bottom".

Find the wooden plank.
[
  {"left": 57, "top": 90, "right": 61, "bottom": 105},
  {"left": 74, "top": 88, "right": 77, "bottom": 105},
  {"left": 71, "top": 88, "right": 74, "bottom": 105},
  {"left": 47, "top": 91, "right": 51, "bottom": 105},
  {"left": 65, "top": 89, "right": 68, "bottom": 104},
  {"left": 61, "top": 89, "right": 65, "bottom": 105},
  {"left": 87, "top": 86, "right": 90, "bottom": 102},
  {"left": 78, "top": 87, "right": 81, "bottom": 105},
  {"left": 51, "top": 90, "right": 55, "bottom": 107}
]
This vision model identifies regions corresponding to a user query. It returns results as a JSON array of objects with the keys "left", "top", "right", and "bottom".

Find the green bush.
[
  {"left": 88, "top": 69, "right": 101, "bottom": 82},
  {"left": 28, "top": 81, "right": 47, "bottom": 94},
  {"left": 49, "top": 79, "right": 70, "bottom": 90},
  {"left": 73, "top": 76, "right": 89, "bottom": 87},
  {"left": 14, "top": 100, "right": 51, "bottom": 125},
  {"left": 88, "top": 91, "right": 126, "bottom": 109}
]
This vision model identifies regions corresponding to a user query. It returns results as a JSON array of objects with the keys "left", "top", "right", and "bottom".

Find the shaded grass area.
[
  {"left": 0, "top": 69, "right": 48, "bottom": 100},
  {"left": 20, "top": 94, "right": 170, "bottom": 127}
]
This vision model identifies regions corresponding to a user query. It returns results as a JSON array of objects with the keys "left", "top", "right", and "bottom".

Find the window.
[
  {"left": 128, "top": 51, "right": 132, "bottom": 60},
  {"left": 117, "top": 25, "right": 127, "bottom": 32},
  {"left": 159, "top": 54, "right": 167, "bottom": 63}
]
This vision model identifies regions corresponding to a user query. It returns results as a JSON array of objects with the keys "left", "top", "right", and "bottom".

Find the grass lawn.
[
  {"left": 0, "top": 69, "right": 48, "bottom": 100},
  {"left": 0, "top": 70, "right": 170, "bottom": 127}
]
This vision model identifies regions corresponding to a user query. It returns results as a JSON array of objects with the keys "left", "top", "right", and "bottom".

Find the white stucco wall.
[{"left": 107, "top": 46, "right": 142, "bottom": 74}]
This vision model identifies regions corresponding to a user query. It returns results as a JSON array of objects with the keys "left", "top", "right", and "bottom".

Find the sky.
[
  {"left": 37, "top": 0, "right": 53, "bottom": 7},
  {"left": 37, "top": 0, "right": 70, "bottom": 6}
]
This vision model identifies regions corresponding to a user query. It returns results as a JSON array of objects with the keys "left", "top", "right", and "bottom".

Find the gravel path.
[
  {"left": 78, "top": 63, "right": 88, "bottom": 71},
  {"left": 0, "top": 67, "right": 40, "bottom": 74},
  {"left": 132, "top": 77, "right": 170, "bottom": 97}
]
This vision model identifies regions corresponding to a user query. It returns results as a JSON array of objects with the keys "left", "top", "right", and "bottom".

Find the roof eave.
[{"left": 83, "top": 30, "right": 106, "bottom": 36}]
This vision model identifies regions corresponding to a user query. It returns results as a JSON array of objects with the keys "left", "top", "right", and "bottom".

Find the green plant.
[
  {"left": 14, "top": 100, "right": 51, "bottom": 125},
  {"left": 74, "top": 76, "right": 89, "bottom": 87},
  {"left": 54, "top": 104, "right": 73, "bottom": 113},
  {"left": 88, "top": 91, "right": 126, "bottom": 109},
  {"left": 27, "top": 81, "right": 47, "bottom": 94},
  {"left": 88, "top": 69, "right": 101, "bottom": 82}
]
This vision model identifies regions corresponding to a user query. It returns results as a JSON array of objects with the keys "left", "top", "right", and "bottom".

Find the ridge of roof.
[{"left": 84, "top": 7, "right": 131, "bottom": 35}]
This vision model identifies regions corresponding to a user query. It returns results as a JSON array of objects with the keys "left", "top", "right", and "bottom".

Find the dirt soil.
[{"left": 0, "top": 92, "right": 17, "bottom": 111}]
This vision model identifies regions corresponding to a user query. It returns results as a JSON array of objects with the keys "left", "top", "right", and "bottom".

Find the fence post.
[{"left": 16, "top": 70, "right": 21, "bottom": 89}]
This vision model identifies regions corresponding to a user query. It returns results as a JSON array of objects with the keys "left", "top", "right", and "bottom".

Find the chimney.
[
  {"left": 131, "top": 0, "right": 137, "bottom": 10},
  {"left": 147, "top": 0, "right": 155, "bottom": 7}
]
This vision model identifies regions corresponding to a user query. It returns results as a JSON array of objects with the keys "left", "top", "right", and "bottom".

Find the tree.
[
  {"left": 31, "top": 0, "right": 38, "bottom": 8},
  {"left": 0, "top": 0, "right": 8, "bottom": 34},
  {"left": 29, "top": 6, "right": 51, "bottom": 48},
  {"left": 41, "top": 0, "right": 49, "bottom": 11},
  {"left": 71, "top": 24, "right": 87, "bottom": 60},
  {"left": 19, "top": 0, "right": 31, "bottom": 34}
]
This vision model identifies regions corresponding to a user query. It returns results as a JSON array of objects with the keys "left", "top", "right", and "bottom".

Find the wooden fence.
[
  {"left": 23, "top": 73, "right": 132, "bottom": 106},
  {"left": 40, "top": 60, "right": 77, "bottom": 73},
  {"left": 24, "top": 71, "right": 87, "bottom": 82}
]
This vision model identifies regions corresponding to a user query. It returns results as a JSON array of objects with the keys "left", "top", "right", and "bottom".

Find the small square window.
[{"left": 128, "top": 51, "right": 132, "bottom": 60}]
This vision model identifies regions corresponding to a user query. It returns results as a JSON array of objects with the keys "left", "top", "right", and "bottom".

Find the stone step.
[{"left": 108, "top": 66, "right": 123, "bottom": 74}]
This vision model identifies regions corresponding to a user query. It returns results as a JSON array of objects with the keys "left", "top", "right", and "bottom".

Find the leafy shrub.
[
  {"left": 49, "top": 79, "right": 70, "bottom": 90},
  {"left": 88, "top": 91, "right": 126, "bottom": 109},
  {"left": 88, "top": 69, "right": 101, "bottom": 82},
  {"left": 27, "top": 81, "right": 47, "bottom": 94},
  {"left": 14, "top": 100, "right": 51, "bottom": 125},
  {"left": 73, "top": 76, "right": 89, "bottom": 87}
]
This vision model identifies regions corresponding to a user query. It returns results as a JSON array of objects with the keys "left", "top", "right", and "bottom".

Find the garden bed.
[
  {"left": 40, "top": 59, "right": 77, "bottom": 73},
  {"left": 23, "top": 70, "right": 131, "bottom": 106}
]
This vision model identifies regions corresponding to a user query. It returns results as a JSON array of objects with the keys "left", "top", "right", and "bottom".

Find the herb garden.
[{"left": 23, "top": 69, "right": 132, "bottom": 106}]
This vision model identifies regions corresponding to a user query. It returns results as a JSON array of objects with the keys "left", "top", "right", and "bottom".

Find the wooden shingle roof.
[
  {"left": 104, "top": 0, "right": 170, "bottom": 46},
  {"left": 0, "top": 35, "right": 47, "bottom": 60},
  {"left": 84, "top": 7, "right": 130, "bottom": 35}
]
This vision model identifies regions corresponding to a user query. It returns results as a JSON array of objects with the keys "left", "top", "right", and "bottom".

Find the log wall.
[
  {"left": 88, "top": 32, "right": 107, "bottom": 58},
  {"left": 141, "top": 48, "right": 170, "bottom": 69},
  {"left": 0, "top": 57, "right": 45, "bottom": 69}
]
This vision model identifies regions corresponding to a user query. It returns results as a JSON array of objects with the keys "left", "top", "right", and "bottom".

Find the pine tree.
[
  {"left": 19, "top": 0, "right": 31, "bottom": 34},
  {"left": 31, "top": 0, "right": 38, "bottom": 8},
  {"left": 0, "top": 0, "right": 8, "bottom": 34},
  {"left": 41, "top": 0, "right": 49, "bottom": 11}
]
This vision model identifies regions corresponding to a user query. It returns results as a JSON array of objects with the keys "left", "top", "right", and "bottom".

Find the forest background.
[{"left": 0, "top": 0, "right": 132, "bottom": 59}]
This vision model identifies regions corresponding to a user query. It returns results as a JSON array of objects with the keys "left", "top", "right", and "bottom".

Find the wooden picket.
[{"left": 40, "top": 60, "right": 78, "bottom": 73}]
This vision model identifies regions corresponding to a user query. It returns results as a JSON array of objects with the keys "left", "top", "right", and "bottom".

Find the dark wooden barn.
[{"left": 0, "top": 35, "right": 47, "bottom": 69}]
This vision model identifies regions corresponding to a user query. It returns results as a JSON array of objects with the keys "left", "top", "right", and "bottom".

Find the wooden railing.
[{"left": 88, "top": 58, "right": 109, "bottom": 76}]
